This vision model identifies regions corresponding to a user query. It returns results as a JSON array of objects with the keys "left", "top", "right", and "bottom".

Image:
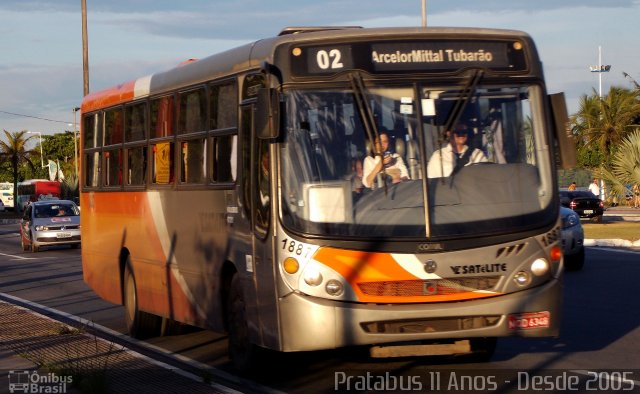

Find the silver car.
[
  {"left": 20, "top": 200, "right": 81, "bottom": 252},
  {"left": 560, "top": 206, "right": 584, "bottom": 270}
]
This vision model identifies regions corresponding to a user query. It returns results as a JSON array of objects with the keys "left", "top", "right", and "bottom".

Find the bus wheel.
[
  {"left": 227, "top": 274, "right": 261, "bottom": 373},
  {"left": 466, "top": 337, "right": 497, "bottom": 362},
  {"left": 123, "top": 261, "right": 160, "bottom": 339}
]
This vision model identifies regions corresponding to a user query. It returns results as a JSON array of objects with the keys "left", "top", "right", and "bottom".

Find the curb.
[
  {"left": 0, "top": 299, "right": 234, "bottom": 394},
  {"left": 584, "top": 238, "right": 640, "bottom": 249}
]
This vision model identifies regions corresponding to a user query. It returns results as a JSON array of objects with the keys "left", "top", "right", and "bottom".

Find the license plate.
[
  {"left": 508, "top": 311, "right": 550, "bottom": 330},
  {"left": 56, "top": 232, "right": 72, "bottom": 239},
  {"left": 584, "top": 209, "right": 593, "bottom": 214}
]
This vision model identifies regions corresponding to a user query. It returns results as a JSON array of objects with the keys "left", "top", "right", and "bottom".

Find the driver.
[{"left": 427, "top": 123, "right": 488, "bottom": 178}]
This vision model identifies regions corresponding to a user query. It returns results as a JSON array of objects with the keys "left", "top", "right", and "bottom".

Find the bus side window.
[
  {"left": 151, "top": 142, "right": 174, "bottom": 185},
  {"left": 127, "top": 147, "right": 147, "bottom": 185},
  {"left": 84, "top": 152, "right": 101, "bottom": 188},
  {"left": 104, "top": 149, "right": 123, "bottom": 187}
]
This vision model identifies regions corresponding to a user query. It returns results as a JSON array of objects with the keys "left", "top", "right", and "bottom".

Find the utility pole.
[
  {"left": 421, "top": 0, "right": 427, "bottom": 27},
  {"left": 82, "top": 0, "right": 90, "bottom": 96}
]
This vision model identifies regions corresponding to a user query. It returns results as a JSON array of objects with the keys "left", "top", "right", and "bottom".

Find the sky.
[{"left": 1, "top": 0, "right": 639, "bottom": 136}]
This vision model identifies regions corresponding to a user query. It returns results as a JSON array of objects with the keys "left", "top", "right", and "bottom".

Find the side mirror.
[
  {"left": 256, "top": 88, "right": 280, "bottom": 139},
  {"left": 549, "top": 92, "right": 577, "bottom": 169}
]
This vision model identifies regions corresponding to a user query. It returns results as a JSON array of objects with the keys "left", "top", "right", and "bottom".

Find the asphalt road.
[{"left": 1, "top": 225, "right": 640, "bottom": 393}]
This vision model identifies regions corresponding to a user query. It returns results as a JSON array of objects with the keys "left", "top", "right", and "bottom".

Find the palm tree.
[
  {"left": 597, "top": 129, "right": 640, "bottom": 202},
  {"left": 0, "top": 130, "right": 39, "bottom": 206},
  {"left": 571, "top": 86, "right": 640, "bottom": 170}
]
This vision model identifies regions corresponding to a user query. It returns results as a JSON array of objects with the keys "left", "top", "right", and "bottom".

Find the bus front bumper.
[{"left": 277, "top": 277, "right": 561, "bottom": 352}]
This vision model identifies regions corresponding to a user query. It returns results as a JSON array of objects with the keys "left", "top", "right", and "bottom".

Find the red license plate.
[{"left": 508, "top": 311, "right": 550, "bottom": 330}]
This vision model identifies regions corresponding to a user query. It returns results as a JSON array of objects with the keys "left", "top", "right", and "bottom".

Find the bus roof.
[{"left": 81, "top": 26, "right": 536, "bottom": 113}]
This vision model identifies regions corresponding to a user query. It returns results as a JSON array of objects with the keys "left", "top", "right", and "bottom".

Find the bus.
[
  {"left": 80, "top": 26, "right": 575, "bottom": 370},
  {"left": 17, "top": 179, "right": 61, "bottom": 211}
]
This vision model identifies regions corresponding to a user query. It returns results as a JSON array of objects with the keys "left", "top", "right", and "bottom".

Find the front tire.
[
  {"left": 30, "top": 235, "right": 39, "bottom": 253},
  {"left": 227, "top": 275, "right": 262, "bottom": 373},
  {"left": 465, "top": 337, "right": 497, "bottom": 362},
  {"left": 123, "top": 260, "right": 160, "bottom": 339},
  {"left": 565, "top": 247, "right": 585, "bottom": 271}
]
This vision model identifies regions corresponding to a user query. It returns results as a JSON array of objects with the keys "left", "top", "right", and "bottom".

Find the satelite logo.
[{"left": 7, "top": 370, "right": 72, "bottom": 393}]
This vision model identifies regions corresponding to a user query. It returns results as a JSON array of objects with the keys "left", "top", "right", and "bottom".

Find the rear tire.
[{"left": 123, "top": 260, "right": 161, "bottom": 339}]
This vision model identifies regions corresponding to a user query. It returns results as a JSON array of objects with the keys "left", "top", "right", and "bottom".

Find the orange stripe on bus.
[
  {"left": 312, "top": 247, "right": 502, "bottom": 303},
  {"left": 82, "top": 80, "right": 136, "bottom": 113}
]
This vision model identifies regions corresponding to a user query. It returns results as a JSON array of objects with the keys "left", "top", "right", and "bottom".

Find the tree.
[
  {"left": 42, "top": 131, "right": 77, "bottom": 178},
  {"left": 0, "top": 130, "right": 39, "bottom": 201},
  {"left": 597, "top": 129, "right": 640, "bottom": 201},
  {"left": 571, "top": 87, "right": 640, "bottom": 170}
]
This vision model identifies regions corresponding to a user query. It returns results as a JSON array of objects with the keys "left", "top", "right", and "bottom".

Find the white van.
[{"left": 0, "top": 191, "right": 13, "bottom": 210}]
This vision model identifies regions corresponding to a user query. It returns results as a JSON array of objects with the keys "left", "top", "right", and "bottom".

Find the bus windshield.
[{"left": 279, "top": 79, "right": 554, "bottom": 239}]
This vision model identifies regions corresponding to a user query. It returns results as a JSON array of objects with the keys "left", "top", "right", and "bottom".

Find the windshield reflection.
[{"left": 279, "top": 82, "right": 552, "bottom": 239}]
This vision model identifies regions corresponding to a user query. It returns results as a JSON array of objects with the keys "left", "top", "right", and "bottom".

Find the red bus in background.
[{"left": 17, "top": 179, "right": 61, "bottom": 211}]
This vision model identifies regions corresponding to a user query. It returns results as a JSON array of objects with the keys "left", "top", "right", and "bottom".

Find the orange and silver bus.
[{"left": 80, "top": 26, "right": 574, "bottom": 370}]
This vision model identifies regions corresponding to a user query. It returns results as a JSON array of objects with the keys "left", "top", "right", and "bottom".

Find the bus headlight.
[
  {"left": 35, "top": 225, "right": 48, "bottom": 231},
  {"left": 531, "top": 258, "right": 549, "bottom": 276},
  {"left": 303, "top": 265, "right": 323, "bottom": 286}
]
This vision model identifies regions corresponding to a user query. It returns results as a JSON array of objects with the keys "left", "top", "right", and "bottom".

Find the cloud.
[{"left": 1, "top": 1, "right": 639, "bottom": 133}]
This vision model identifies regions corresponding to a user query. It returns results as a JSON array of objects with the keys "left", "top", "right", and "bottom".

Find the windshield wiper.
[
  {"left": 443, "top": 69, "right": 484, "bottom": 133},
  {"left": 349, "top": 72, "right": 388, "bottom": 194}
]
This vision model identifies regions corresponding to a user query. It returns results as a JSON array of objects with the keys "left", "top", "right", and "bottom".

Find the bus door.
[{"left": 240, "top": 102, "right": 277, "bottom": 348}]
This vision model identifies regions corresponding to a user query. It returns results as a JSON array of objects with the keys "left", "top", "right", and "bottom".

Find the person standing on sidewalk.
[
  {"left": 589, "top": 178, "right": 600, "bottom": 197},
  {"left": 633, "top": 183, "right": 640, "bottom": 208}
]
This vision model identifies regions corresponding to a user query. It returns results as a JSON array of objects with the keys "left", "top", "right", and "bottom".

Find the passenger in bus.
[
  {"left": 348, "top": 158, "right": 366, "bottom": 202},
  {"left": 362, "top": 131, "right": 409, "bottom": 188},
  {"left": 426, "top": 123, "right": 487, "bottom": 178}
]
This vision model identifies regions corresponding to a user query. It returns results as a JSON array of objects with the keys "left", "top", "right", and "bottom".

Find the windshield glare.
[{"left": 279, "top": 82, "right": 553, "bottom": 239}]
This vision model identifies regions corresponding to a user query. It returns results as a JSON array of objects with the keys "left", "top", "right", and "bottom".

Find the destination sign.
[{"left": 290, "top": 40, "right": 526, "bottom": 76}]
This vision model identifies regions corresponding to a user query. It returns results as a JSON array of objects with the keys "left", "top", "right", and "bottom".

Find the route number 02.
[{"left": 316, "top": 49, "right": 344, "bottom": 70}]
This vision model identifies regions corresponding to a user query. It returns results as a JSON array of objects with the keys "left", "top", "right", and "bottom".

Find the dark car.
[
  {"left": 559, "top": 190, "right": 604, "bottom": 223},
  {"left": 20, "top": 199, "right": 81, "bottom": 252}
]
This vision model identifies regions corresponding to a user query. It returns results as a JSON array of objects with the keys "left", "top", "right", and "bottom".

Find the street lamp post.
[
  {"left": 26, "top": 131, "right": 47, "bottom": 169},
  {"left": 588, "top": 46, "right": 611, "bottom": 201},
  {"left": 589, "top": 45, "right": 611, "bottom": 98},
  {"left": 72, "top": 107, "right": 80, "bottom": 177}
]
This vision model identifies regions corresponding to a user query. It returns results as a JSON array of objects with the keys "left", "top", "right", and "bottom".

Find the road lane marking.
[{"left": 0, "top": 252, "right": 38, "bottom": 260}]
